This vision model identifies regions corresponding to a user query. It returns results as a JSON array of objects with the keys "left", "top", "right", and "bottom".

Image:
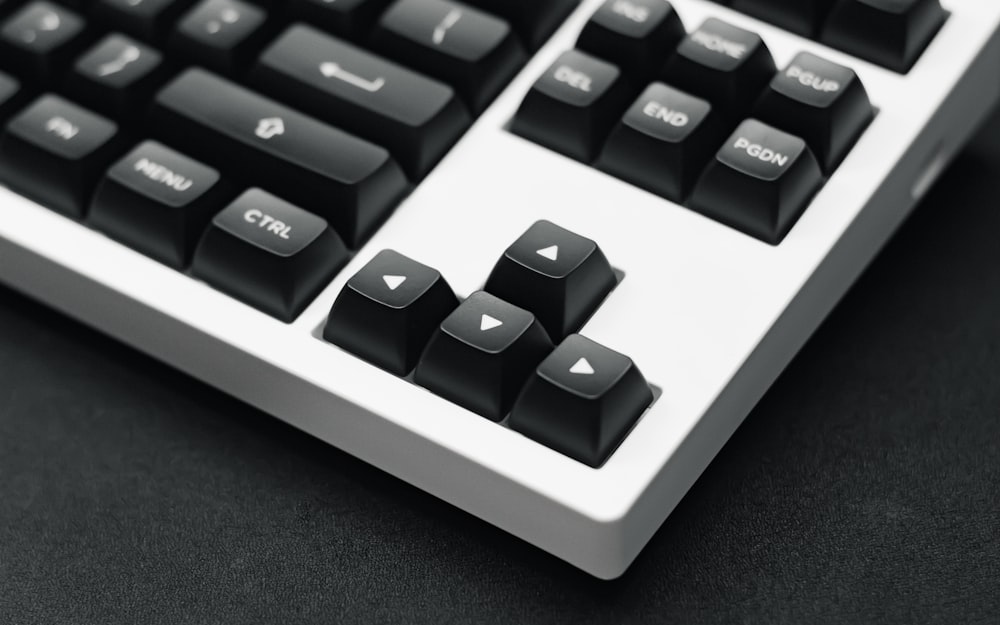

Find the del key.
[{"left": 512, "top": 49, "right": 634, "bottom": 163}]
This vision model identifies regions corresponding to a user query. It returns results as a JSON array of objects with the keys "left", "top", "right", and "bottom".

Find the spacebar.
[{"left": 148, "top": 68, "right": 408, "bottom": 248}]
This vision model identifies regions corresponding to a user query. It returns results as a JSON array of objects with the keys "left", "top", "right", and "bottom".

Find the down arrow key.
[
  {"left": 415, "top": 291, "right": 553, "bottom": 421},
  {"left": 325, "top": 250, "right": 458, "bottom": 375}
]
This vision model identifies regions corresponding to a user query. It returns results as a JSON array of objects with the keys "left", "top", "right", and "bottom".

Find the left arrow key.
[{"left": 325, "top": 249, "right": 459, "bottom": 375}]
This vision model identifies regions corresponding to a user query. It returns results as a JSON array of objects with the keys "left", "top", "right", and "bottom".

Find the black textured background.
[{"left": 2, "top": 107, "right": 999, "bottom": 624}]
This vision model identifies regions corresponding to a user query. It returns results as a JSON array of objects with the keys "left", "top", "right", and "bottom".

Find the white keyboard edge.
[{"left": 1, "top": 0, "right": 998, "bottom": 579}]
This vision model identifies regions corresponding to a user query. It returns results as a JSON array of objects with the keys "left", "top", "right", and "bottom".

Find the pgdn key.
[{"left": 689, "top": 119, "right": 822, "bottom": 244}]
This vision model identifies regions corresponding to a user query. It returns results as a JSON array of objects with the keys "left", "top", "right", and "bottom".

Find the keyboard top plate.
[{"left": 1, "top": 0, "right": 998, "bottom": 578}]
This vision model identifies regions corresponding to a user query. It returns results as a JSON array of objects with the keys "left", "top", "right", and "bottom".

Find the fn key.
[{"left": 0, "top": 95, "right": 123, "bottom": 218}]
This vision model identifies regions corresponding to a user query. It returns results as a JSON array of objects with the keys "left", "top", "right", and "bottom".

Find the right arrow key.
[
  {"left": 509, "top": 335, "right": 654, "bottom": 468},
  {"left": 484, "top": 220, "right": 618, "bottom": 341}
]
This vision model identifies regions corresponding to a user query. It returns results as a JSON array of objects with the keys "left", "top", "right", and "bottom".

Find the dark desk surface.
[{"left": 2, "top": 107, "right": 999, "bottom": 625}]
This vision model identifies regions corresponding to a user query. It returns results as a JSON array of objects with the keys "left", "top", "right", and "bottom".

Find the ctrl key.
[
  {"left": 509, "top": 335, "right": 653, "bottom": 467},
  {"left": 191, "top": 189, "right": 350, "bottom": 322}
]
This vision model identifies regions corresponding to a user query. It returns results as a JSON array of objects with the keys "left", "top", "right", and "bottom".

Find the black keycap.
[
  {"left": 730, "top": 0, "right": 837, "bottom": 37},
  {"left": 511, "top": 49, "right": 634, "bottom": 163},
  {"left": 754, "top": 52, "right": 874, "bottom": 172},
  {"left": 462, "top": 0, "right": 579, "bottom": 50},
  {"left": 191, "top": 188, "right": 350, "bottom": 321},
  {"left": 660, "top": 18, "right": 776, "bottom": 120},
  {"left": 484, "top": 220, "right": 616, "bottom": 341},
  {"left": 576, "top": 0, "right": 685, "bottom": 78},
  {"left": 414, "top": 291, "right": 553, "bottom": 421},
  {"left": 89, "top": 141, "right": 234, "bottom": 268},
  {"left": 94, "top": 0, "right": 194, "bottom": 42},
  {"left": 67, "top": 34, "right": 168, "bottom": 119},
  {"left": 821, "top": 0, "right": 945, "bottom": 73},
  {"left": 170, "top": 0, "right": 269, "bottom": 73},
  {"left": 372, "top": 0, "right": 526, "bottom": 114},
  {"left": 598, "top": 82, "right": 726, "bottom": 202},
  {"left": 0, "top": 2, "right": 88, "bottom": 83},
  {"left": 286, "top": 0, "right": 393, "bottom": 41},
  {"left": 324, "top": 249, "right": 460, "bottom": 375},
  {"left": 689, "top": 119, "right": 822, "bottom": 244},
  {"left": 0, "top": 71, "right": 22, "bottom": 120},
  {"left": 150, "top": 68, "right": 408, "bottom": 248},
  {"left": 509, "top": 334, "right": 652, "bottom": 467},
  {"left": 251, "top": 25, "right": 469, "bottom": 180},
  {"left": 0, "top": 94, "right": 122, "bottom": 217}
]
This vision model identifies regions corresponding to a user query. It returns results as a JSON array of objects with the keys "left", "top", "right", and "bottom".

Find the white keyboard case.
[{"left": 1, "top": 0, "right": 998, "bottom": 579}]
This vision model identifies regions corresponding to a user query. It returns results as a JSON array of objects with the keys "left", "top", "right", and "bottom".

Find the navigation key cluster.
[{"left": 510, "top": 0, "right": 943, "bottom": 244}]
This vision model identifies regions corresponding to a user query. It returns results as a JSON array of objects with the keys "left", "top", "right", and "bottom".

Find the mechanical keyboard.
[{"left": 0, "top": 0, "right": 998, "bottom": 579}]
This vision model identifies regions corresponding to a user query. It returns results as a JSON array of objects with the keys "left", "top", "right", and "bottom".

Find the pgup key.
[{"left": 754, "top": 52, "right": 874, "bottom": 172}]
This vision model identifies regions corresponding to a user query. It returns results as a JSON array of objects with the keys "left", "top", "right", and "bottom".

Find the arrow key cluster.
[{"left": 323, "top": 231, "right": 653, "bottom": 465}]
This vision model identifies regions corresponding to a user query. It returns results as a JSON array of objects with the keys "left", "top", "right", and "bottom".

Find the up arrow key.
[
  {"left": 536, "top": 245, "right": 559, "bottom": 261},
  {"left": 382, "top": 274, "right": 407, "bottom": 290},
  {"left": 480, "top": 314, "right": 503, "bottom": 331},
  {"left": 569, "top": 357, "right": 595, "bottom": 375}
]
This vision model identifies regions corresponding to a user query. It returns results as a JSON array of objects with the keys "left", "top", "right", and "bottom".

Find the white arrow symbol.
[
  {"left": 536, "top": 245, "right": 559, "bottom": 261},
  {"left": 480, "top": 314, "right": 503, "bottom": 332},
  {"left": 382, "top": 275, "right": 406, "bottom": 290},
  {"left": 254, "top": 117, "right": 284, "bottom": 140},
  {"left": 569, "top": 358, "right": 595, "bottom": 375},
  {"left": 319, "top": 62, "right": 386, "bottom": 93},
  {"left": 432, "top": 9, "right": 462, "bottom": 45}
]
